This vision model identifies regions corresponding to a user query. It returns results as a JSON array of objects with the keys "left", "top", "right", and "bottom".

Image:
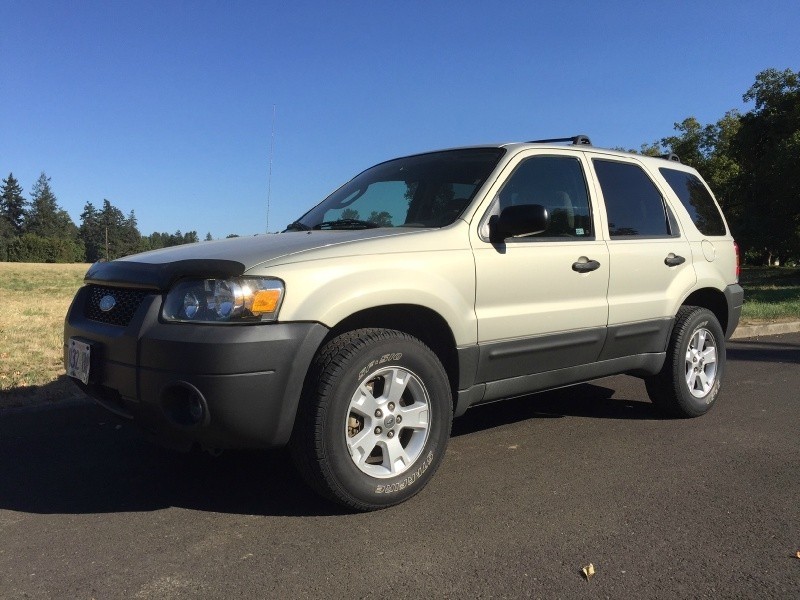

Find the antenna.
[{"left": 267, "top": 104, "right": 276, "bottom": 233}]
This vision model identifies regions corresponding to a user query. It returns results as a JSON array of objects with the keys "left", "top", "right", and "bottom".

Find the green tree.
[
  {"left": 368, "top": 210, "right": 393, "bottom": 226},
  {"left": 731, "top": 68, "right": 800, "bottom": 264},
  {"left": 79, "top": 201, "right": 103, "bottom": 261},
  {"left": 657, "top": 113, "right": 743, "bottom": 212},
  {"left": 24, "top": 172, "right": 79, "bottom": 240},
  {"left": 647, "top": 69, "right": 800, "bottom": 264},
  {"left": 699, "top": 111, "right": 742, "bottom": 225},
  {"left": 145, "top": 232, "right": 167, "bottom": 249},
  {"left": 141, "top": 229, "right": 201, "bottom": 248},
  {"left": 0, "top": 206, "right": 13, "bottom": 241},
  {"left": 660, "top": 117, "right": 706, "bottom": 167},
  {"left": 122, "top": 210, "right": 142, "bottom": 256},
  {"left": 1, "top": 173, "right": 26, "bottom": 235},
  {"left": 80, "top": 199, "right": 142, "bottom": 261},
  {"left": 5, "top": 232, "right": 83, "bottom": 263},
  {"left": 205, "top": 232, "right": 213, "bottom": 241}
]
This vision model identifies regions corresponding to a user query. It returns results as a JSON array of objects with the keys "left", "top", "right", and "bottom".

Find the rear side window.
[
  {"left": 593, "top": 159, "right": 670, "bottom": 238},
  {"left": 659, "top": 168, "right": 727, "bottom": 236}
]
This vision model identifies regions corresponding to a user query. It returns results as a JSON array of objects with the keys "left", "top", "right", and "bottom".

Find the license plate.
[{"left": 67, "top": 338, "right": 91, "bottom": 385}]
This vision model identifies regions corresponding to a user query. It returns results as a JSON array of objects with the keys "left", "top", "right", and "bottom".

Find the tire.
[
  {"left": 645, "top": 306, "right": 726, "bottom": 418},
  {"left": 290, "top": 328, "right": 453, "bottom": 511}
]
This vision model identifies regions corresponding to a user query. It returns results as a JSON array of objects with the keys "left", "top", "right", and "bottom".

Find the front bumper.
[{"left": 64, "top": 285, "right": 328, "bottom": 450}]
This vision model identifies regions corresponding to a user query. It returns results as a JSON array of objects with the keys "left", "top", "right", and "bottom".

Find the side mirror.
[{"left": 490, "top": 204, "right": 549, "bottom": 242}]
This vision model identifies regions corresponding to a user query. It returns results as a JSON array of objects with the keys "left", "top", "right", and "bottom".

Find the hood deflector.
[{"left": 84, "top": 259, "right": 246, "bottom": 291}]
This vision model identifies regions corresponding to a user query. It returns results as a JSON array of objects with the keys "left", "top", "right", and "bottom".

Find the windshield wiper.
[
  {"left": 285, "top": 221, "right": 311, "bottom": 231},
  {"left": 312, "top": 219, "right": 380, "bottom": 230}
]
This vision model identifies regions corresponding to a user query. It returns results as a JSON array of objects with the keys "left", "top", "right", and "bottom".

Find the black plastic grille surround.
[{"left": 84, "top": 284, "right": 155, "bottom": 326}]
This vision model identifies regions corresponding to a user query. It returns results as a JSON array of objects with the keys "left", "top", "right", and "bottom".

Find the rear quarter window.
[{"left": 659, "top": 168, "right": 727, "bottom": 236}]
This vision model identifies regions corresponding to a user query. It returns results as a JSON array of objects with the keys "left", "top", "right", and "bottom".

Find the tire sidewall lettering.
[
  {"left": 357, "top": 352, "right": 403, "bottom": 381},
  {"left": 374, "top": 450, "right": 434, "bottom": 495}
]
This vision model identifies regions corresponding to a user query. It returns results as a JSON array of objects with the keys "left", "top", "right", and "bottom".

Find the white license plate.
[{"left": 67, "top": 338, "right": 91, "bottom": 385}]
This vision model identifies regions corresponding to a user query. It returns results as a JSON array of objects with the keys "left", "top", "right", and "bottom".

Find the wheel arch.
[
  {"left": 682, "top": 287, "right": 728, "bottom": 333},
  {"left": 325, "top": 304, "right": 461, "bottom": 405}
]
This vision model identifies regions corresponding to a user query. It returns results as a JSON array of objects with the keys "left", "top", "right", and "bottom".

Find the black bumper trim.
[
  {"left": 724, "top": 283, "right": 744, "bottom": 339},
  {"left": 65, "top": 287, "right": 330, "bottom": 449}
]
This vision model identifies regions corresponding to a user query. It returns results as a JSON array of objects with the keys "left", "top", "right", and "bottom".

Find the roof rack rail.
[
  {"left": 660, "top": 153, "right": 681, "bottom": 163},
  {"left": 527, "top": 134, "right": 592, "bottom": 146}
]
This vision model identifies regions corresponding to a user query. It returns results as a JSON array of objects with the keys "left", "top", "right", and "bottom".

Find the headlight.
[{"left": 162, "top": 277, "right": 284, "bottom": 323}]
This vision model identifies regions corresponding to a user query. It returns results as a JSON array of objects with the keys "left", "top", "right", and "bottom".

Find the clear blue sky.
[{"left": 2, "top": 1, "right": 798, "bottom": 240}]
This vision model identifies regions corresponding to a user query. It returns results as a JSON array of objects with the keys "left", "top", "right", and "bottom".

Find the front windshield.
[{"left": 289, "top": 148, "right": 506, "bottom": 230}]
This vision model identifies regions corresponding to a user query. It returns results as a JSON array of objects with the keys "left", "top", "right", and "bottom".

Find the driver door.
[{"left": 471, "top": 151, "right": 610, "bottom": 383}]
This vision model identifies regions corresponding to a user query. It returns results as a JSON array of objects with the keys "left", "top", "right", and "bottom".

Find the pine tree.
[
  {"left": 79, "top": 199, "right": 142, "bottom": 261},
  {"left": 100, "top": 199, "right": 126, "bottom": 260},
  {"left": 79, "top": 201, "right": 104, "bottom": 262},
  {"left": 24, "top": 172, "right": 78, "bottom": 239},
  {"left": 1, "top": 173, "right": 26, "bottom": 235},
  {"left": 122, "top": 210, "right": 142, "bottom": 256}
]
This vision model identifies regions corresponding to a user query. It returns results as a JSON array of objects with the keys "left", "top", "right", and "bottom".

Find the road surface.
[{"left": 1, "top": 333, "right": 798, "bottom": 598}]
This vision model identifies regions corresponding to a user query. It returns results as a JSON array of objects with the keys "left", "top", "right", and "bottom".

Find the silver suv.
[{"left": 65, "top": 135, "right": 743, "bottom": 510}]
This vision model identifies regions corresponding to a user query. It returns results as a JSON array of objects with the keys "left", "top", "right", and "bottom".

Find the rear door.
[{"left": 587, "top": 155, "right": 696, "bottom": 359}]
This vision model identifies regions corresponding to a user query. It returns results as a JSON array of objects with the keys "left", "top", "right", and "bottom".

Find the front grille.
[{"left": 84, "top": 284, "right": 155, "bottom": 326}]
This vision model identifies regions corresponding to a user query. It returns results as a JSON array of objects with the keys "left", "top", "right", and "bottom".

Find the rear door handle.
[
  {"left": 572, "top": 258, "right": 601, "bottom": 273},
  {"left": 664, "top": 253, "right": 686, "bottom": 267}
]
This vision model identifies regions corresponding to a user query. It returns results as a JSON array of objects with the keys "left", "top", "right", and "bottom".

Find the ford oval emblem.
[{"left": 99, "top": 294, "right": 117, "bottom": 312}]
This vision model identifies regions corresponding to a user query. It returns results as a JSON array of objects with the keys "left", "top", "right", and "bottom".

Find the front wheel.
[
  {"left": 290, "top": 328, "right": 452, "bottom": 511},
  {"left": 645, "top": 306, "right": 726, "bottom": 418}
]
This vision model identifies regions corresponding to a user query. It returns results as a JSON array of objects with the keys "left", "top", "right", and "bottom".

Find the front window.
[
  {"left": 490, "top": 155, "right": 594, "bottom": 239},
  {"left": 289, "top": 148, "right": 506, "bottom": 230}
]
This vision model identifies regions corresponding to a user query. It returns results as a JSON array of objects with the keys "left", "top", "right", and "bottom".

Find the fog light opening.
[{"left": 161, "top": 383, "right": 208, "bottom": 427}]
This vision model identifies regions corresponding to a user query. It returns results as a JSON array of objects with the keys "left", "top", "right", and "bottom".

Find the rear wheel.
[
  {"left": 645, "top": 306, "right": 726, "bottom": 417},
  {"left": 290, "top": 328, "right": 452, "bottom": 511}
]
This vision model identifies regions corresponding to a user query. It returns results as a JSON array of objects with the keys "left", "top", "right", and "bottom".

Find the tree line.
[
  {"left": 2, "top": 67, "right": 798, "bottom": 265},
  {"left": 629, "top": 67, "right": 799, "bottom": 266},
  {"left": 0, "top": 172, "right": 202, "bottom": 262}
]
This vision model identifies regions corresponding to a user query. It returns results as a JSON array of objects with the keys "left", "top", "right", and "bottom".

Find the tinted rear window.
[
  {"left": 659, "top": 168, "right": 727, "bottom": 236},
  {"left": 593, "top": 159, "right": 670, "bottom": 237}
]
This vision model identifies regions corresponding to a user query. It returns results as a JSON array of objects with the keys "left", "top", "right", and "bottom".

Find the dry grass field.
[{"left": 0, "top": 262, "right": 90, "bottom": 407}]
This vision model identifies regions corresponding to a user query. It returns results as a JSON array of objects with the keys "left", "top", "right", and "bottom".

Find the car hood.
[{"left": 83, "top": 228, "right": 428, "bottom": 290}]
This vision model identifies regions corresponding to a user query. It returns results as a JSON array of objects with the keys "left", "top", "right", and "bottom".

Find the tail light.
[{"left": 734, "top": 241, "right": 740, "bottom": 282}]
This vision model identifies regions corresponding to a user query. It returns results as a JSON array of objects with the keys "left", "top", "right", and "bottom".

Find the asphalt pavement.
[{"left": 1, "top": 333, "right": 798, "bottom": 599}]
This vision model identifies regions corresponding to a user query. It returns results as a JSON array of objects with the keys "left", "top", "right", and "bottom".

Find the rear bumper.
[
  {"left": 724, "top": 283, "right": 744, "bottom": 339},
  {"left": 64, "top": 285, "right": 328, "bottom": 450}
]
